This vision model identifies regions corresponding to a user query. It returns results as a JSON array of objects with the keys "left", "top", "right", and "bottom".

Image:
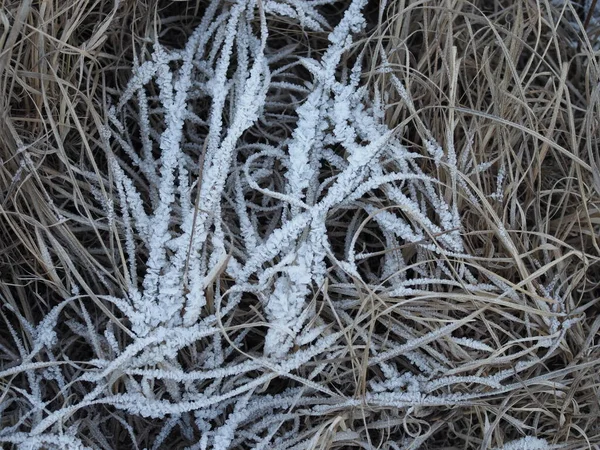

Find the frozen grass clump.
[{"left": 1, "top": 0, "right": 599, "bottom": 448}]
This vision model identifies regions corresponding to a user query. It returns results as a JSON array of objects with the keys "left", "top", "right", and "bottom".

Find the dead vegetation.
[{"left": 1, "top": 0, "right": 599, "bottom": 449}]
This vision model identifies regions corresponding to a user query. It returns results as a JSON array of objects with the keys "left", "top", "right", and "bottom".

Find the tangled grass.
[{"left": 1, "top": 0, "right": 599, "bottom": 449}]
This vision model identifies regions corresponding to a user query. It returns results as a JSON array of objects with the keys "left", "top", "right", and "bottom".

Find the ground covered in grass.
[{"left": 1, "top": 0, "right": 599, "bottom": 449}]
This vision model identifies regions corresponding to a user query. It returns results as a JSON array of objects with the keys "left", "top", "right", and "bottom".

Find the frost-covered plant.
[{"left": 0, "top": 0, "right": 578, "bottom": 448}]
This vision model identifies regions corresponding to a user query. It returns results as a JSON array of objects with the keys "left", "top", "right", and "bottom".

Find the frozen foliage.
[
  {"left": 0, "top": 0, "right": 577, "bottom": 449},
  {"left": 493, "top": 437, "right": 550, "bottom": 450}
]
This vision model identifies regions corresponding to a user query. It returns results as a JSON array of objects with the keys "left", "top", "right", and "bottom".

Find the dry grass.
[
  {"left": 357, "top": 0, "right": 600, "bottom": 446},
  {"left": 1, "top": 0, "right": 599, "bottom": 448}
]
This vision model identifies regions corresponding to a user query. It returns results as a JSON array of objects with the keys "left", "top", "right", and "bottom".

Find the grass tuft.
[{"left": 1, "top": 0, "right": 599, "bottom": 448}]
